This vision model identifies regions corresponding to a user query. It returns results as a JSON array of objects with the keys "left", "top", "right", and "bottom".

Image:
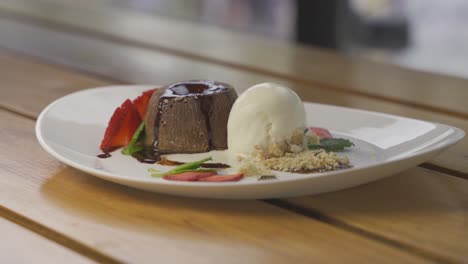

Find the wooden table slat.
[
  {"left": 0, "top": 216, "right": 94, "bottom": 264},
  {"left": 285, "top": 168, "right": 468, "bottom": 263},
  {"left": 0, "top": 0, "right": 467, "bottom": 118}
]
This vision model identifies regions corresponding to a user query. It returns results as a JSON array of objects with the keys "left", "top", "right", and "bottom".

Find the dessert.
[
  {"left": 144, "top": 80, "right": 237, "bottom": 154},
  {"left": 98, "top": 81, "right": 353, "bottom": 182},
  {"left": 226, "top": 83, "right": 351, "bottom": 175},
  {"left": 227, "top": 82, "right": 306, "bottom": 157}
]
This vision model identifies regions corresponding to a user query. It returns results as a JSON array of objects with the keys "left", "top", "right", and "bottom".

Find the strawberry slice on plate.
[
  {"left": 100, "top": 99, "right": 142, "bottom": 152},
  {"left": 163, "top": 172, "right": 244, "bottom": 182},
  {"left": 133, "top": 89, "right": 155, "bottom": 119},
  {"left": 163, "top": 171, "right": 217, "bottom": 181},
  {"left": 308, "top": 127, "right": 333, "bottom": 139},
  {"left": 199, "top": 174, "right": 244, "bottom": 182}
]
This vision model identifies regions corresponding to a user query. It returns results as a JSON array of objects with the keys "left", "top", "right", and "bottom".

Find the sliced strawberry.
[
  {"left": 309, "top": 127, "right": 333, "bottom": 139},
  {"left": 163, "top": 171, "right": 216, "bottom": 181},
  {"left": 133, "top": 89, "right": 155, "bottom": 119},
  {"left": 100, "top": 99, "right": 142, "bottom": 152},
  {"left": 199, "top": 174, "right": 244, "bottom": 182}
]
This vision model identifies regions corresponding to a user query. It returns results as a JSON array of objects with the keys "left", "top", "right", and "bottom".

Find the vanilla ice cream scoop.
[{"left": 227, "top": 83, "right": 306, "bottom": 156}]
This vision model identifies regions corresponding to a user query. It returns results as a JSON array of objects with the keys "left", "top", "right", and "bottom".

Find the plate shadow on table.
[
  {"left": 39, "top": 167, "right": 295, "bottom": 237},
  {"left": 40, "top": 165, "right": 464, "bottom": 231}
]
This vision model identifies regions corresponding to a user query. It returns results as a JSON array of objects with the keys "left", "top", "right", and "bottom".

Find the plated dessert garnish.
[{"left": 98, "top": 81, "right": 354, "bottom": 182}]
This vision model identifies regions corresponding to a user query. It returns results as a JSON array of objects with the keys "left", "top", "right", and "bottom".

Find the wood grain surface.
[
  {"left": 0, "top": 217, "right": 94, "bottom": 264},
  {"left": 0, "top": 109, "right": 431, "bottom": 263},
  {"left": 283, "top": 168, "right": 468, "bottom": 263},
  {"left": 0, "top": 0, "right": 467, "bottom": 118}
]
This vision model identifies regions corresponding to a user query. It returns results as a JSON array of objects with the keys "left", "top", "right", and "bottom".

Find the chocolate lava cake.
[{"left": 144, "top": 80, "right": 238, "bottom": 154}]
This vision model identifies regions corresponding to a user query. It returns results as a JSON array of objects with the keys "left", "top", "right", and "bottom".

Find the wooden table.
[{"left": 0, "top": 1, "right": 467, "bottom": 263}]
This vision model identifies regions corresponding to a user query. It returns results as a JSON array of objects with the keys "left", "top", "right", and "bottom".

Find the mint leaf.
[
  {"left": 308, "top": 138, "right": 354, "bottom": 152},
  {"left": 122, "top": 121, "right": 145, "bottom": 155}
]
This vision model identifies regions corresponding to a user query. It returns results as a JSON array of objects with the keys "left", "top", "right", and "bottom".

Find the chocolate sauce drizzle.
[
  {"left": 97, "top": 153, "right": 111, "bottom": 159},
  {"left": 132, "top": 147, "right": 161, "bottom": 164},
  {"left": 165, "top": 81, "right": 229, "bottom": 97}
]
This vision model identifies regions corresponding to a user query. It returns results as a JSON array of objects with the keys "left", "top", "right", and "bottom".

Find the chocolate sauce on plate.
[
  {"left": 132, "top": 148, "right": 162, "bottom": 164},
  {"left": 97, "top": 153, "right": 111, "bottom": 159}
]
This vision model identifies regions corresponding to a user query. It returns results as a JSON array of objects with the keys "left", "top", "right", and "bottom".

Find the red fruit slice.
[
  {"left": 309, "top": 127, "right": 333, "bottom": 139},
  {"left": 163, "top": 171, "right": 216, "bottom": 181},
  {"left": 199, "top": 174, "right": 244, "bottom": 182},
  {"left": 100, "top": 99, "right": 142, "bottom": 152},
  {"left": 133, "top": 89, "right": 155, "bottom": 119}
]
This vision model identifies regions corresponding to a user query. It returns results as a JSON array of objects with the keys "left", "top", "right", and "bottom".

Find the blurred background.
[
  {"left": 83, "top": 0, "right": 468, "bottom": 79},
  {"left": 2, "top": 0, "right": 467, "bottom": 79}
]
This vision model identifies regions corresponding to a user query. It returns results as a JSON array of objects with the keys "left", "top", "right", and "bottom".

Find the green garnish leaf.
[
  {"left": 308, "top": 138, "right": 354, "bottom": 152},
  {"left": 151, "top": 157, "right": 213, "bottom": 177},
  {"left": 150, "top": 168, "right": 217, "bottom": 177},
  {"left": 122, "top": 122, "right": 145, "bottom": 155}
]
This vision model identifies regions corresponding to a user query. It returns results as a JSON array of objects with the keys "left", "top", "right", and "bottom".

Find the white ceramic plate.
[{"left": 36, "top": 85, "right": 464, "bottom": 199}]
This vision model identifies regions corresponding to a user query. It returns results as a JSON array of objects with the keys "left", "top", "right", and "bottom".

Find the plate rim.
[{"left": 35, "top": 85, "right": 466, "bottom": 188}]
